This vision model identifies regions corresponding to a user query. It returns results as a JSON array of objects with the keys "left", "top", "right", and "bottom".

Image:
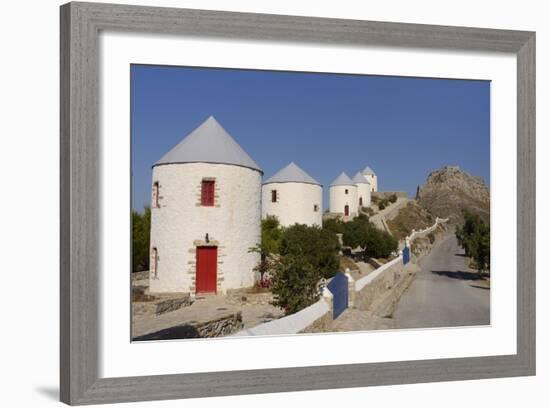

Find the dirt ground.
[{"left": 131, "top": 276, "right": 284, "bottom": 339}]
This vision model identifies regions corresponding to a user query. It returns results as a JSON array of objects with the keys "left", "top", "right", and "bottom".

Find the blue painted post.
[
  {"left": 327, "top": 272, "right": 349, "bottom": 319},
  {"left": 403, "top": 247, "right": 410, "bottom": 265}
]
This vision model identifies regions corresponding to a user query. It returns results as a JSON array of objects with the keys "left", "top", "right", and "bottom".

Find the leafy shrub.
[
  {"left": 364, "top": 227, "right": 398, "bottom": 259},
  {"left": 427, "top": 232, "right": 435, "bottom": 244},
  {"left": 340, "top": 256, "right": 359, "bottom": 271},
  {"left": 389, "top": 194, "right": 398, "bottom": 203},
  {"left": 250, "top": 216, "right": 283, "bottom": 280},
  {"left": 338, "top": 215, "right": 397, "bottom": 259},
  {"left": 322, "top": 217, "right": 344, "bottom": 235},
  {"left": 362, "top": 206, "right": 375, "bottom": 216},
  {"left": 341, "top": 215, "right": 369, "bottom": 249},
  {"left": 271, "top": 254, "right": 322, "bottom": 315},
  {"left": 378, "top": 200, "right": 387, "bottom": 210},
  {"left": 260, "top": 215, "right": 282, "bottom": 255},
  {"left": 455, "top": 210, "right": 490, "bottom": 274},
  {"left": 256, "top": 275, "right": 273, "bottom": 289},
  {"left": 252, "top": 255, "right": 278, "bottom": 282},
  {"left": 132, "top": 206, "right": 151, "bottom": 272},
  {"left": 280, "top": 224, "right": 340, "bottom": 279}
]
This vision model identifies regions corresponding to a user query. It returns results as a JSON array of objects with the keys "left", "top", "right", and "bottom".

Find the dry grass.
[
  {"left": 386, "top": 201, "right": 434, "bottom": 241},
  {"left": 340, "top": 256, "right": 359, "bottom": 271}
]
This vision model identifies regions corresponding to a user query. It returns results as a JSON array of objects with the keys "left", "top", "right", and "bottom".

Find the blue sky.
[{"left": 131, "top": 65, "right": 490, "bottom": 211}]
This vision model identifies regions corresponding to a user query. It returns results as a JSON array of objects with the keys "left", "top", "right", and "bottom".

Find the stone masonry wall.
[
  {"left": 299, "top": 311, "right": 333, "bottom": 333},
  {"left": 354, "top": 260, "right": 401, "bottom": 311},
  {"left": 196, "top": 312, "right": 243, "bottom": 338}
]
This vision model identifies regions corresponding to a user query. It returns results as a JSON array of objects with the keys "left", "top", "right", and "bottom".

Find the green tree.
[
  {"left": 338, "top": 215, "right": 397, "bottom": 259},
  {"left": 132, "top": 206, "right": 151, "bottom": 272},
  {"left": 279, "top": 224, "right": 340, "bottom": 279},
  {"left": 455, "top": 210, "right": 490, "bottom": 274},
  {"left": 250, "top": 215, "right": 283, "bottom": 257},
  {"left": 271, "top": 254, "right": 322, "bottom": 315},
  {"left": 364, "top": 226, "right": 397, "bottom": 259},
  {"left": 270, "top": 224, "right": 339, "bottom": 314},
  {"left": 249, "top": 215, "right": 283, "bottom": 282},
  {"left": 259, "top": 215, "right": 282, "bottom": 256},
  {"left": 340, "top": 214, "right": 369, "bottom": 249},
  {"left": 322, "top": 217, "right": 344, "bottom": 235}
]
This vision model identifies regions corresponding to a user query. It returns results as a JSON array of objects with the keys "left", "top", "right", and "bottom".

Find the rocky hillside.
[
  {"left": 386, "top": 201, "right": 435, "bottom": 241},
  {"left": 417, "top": 166, "right": 490, "bottom": 224}
]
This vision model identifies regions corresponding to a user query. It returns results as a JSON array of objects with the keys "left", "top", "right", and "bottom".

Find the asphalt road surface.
[{"left": 393, "top": 234, "right": 490, "bottom": 329}]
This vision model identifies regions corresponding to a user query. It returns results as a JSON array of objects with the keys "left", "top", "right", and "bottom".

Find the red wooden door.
[
  {"left": 196, "top": 247, "right": 217, "bottom": 293},
  {"left": 344, "top": 205, "right": 349, "bottom": 216}
]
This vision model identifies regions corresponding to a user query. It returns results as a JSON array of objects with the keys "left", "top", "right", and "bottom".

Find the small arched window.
[
  {"left": 271, "top": 190, "right": 278, "bottom": 203},
  {"left": 359, "top": 197, "right": 363, "bottom": 207},
  {"left": 151, "top": 247, "right": 158, "bottom": 279},
  {"left": 345, "top": 189, "right": 349, "bottom": 194},
  {"left": 152, "top": 181, "right": 160, "bottom": 208}
]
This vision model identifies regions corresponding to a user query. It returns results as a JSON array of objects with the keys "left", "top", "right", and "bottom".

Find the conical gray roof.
[
  {"left": 154, "top": 116, "right": 262, "bottom": 172},
  {"left": 330, "top": 172, "right": 355, "bottom": 187},
  {"left": 361, "top": 166, "right": 376, "bottom": 176},
  {"left": 352, "top": 171, "right": 370, "bottom": 184},
  {"left": 264, "top": 162, "right": 321, "bottom": 186}
]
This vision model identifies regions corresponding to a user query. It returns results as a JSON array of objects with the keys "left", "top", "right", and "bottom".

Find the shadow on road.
[
  {"left": 432, "top": 270, "right": 488, "bottom": 281},
  {"left": 470, "top": 284, "right": 490, "bottom": 290},
  {"left": 133, "top": 324, "right": 201, "bottom": 341}
]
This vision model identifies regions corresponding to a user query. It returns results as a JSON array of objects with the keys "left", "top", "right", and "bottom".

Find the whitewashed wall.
[
  {"left": 355, "top": 181, "right": 371, "bottom": 208},
  {"left": 329, "top": 184, "right": 358, "bottom": 217},
  {"left": 262, "top": 182, "right": 322, "bottom": 227},
  {"left": 149, "top": 163, "right": 261, "bottom": 294},
  {"left": 405, "top": 217, "right": 449, "bottom": 247},
  {"left": 364, "top": 174, "right": 378, "bottom": 192}
]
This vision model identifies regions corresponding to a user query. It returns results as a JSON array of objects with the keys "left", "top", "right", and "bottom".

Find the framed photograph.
[{"left": 60, "top": 2, "right": 535, "bottom": 405}]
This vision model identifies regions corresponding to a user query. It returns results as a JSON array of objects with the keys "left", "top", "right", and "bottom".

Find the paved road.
[{"left": 393, "top": 235, "right": 490, "bottom": 329}]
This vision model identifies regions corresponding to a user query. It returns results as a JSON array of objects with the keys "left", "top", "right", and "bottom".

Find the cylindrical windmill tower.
[
  {"left": 148, "top": 116, "right": 262, "bottom": 295},
  {"left": 329, "top": 172, "right": 358, "bottom": 219},
  {"left": 353, "top": 171, "right": 371, "bottom": 209},
  {"left": 262, "top": 162, "right": 322, "bottom": 227},
  {"left": 361, "top": 166, "right": 378, "bottom": 192}
]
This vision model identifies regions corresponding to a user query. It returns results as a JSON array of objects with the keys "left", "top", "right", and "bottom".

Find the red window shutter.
[{"left": 201, "top": 180, "right": 215, "bottom": 206}]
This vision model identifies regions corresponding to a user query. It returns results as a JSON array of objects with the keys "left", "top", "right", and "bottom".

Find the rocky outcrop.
[{"left": 418, "top": 166, "right": 489, "bottom": 224}]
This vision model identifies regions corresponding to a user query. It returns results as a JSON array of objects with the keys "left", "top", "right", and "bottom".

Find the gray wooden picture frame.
[{"left": 60, "top": 2, "right": 536, "bottom": 405}]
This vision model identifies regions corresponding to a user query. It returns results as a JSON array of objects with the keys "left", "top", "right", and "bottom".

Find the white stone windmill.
[
  {"left": 352, "top": 171, "right": 371, "bottom": 208},
  {"left": 361, "top": 166, "right": 378, "bottom": 192},
  {"left": 329, "top": 172, "right": 358, "bottom": 219},
  {"left": 262, "top": 162, "right": 323, "bottom": 227},
  {"left": 148, "top": 116, "right": 262, "bottom": 295}
]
